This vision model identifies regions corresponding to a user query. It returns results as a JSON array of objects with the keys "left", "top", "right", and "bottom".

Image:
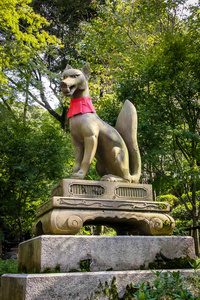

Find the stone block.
[
  {"left": 18, "top": 236, "right": 195, "bottom": 273},
  {"left": 36, "top": 197, "right": 171, "bottom": 218},
  {"left": 51, "top": 179, "right": 153, "bottom": 201},
  {"left": 1, "top": 270, "right": 199, "bottom": 300}
]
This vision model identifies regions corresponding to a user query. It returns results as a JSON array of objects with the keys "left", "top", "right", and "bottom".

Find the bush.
[
  {"left": 0, "top": 259, "right": 18, "bottom": 284},
  {"left": 94, "top": 270, "right": 200, "bottom": 299},
  {"left": 130, "top": 271, "right": 199, "bottom": 300},
  {"left": 156, "top": 194, "right": 178, "bottom": 207}
]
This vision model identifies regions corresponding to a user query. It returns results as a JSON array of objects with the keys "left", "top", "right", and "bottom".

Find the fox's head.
[{"left": 60, "top": 63, "right": 91, "bottom": 97}]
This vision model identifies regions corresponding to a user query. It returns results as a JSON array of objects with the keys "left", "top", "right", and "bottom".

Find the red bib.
[{"left": 67, "top": 97, "right": 96, "bottom": 118}]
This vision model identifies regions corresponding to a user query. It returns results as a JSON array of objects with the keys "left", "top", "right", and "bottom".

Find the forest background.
[{"left": 0, "top": 0, "right": 200, "bottom": 256}]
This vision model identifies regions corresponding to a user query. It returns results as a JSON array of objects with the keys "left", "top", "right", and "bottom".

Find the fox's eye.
[{"left": 71, "top": 75, "right": 79, "bottom": 78}]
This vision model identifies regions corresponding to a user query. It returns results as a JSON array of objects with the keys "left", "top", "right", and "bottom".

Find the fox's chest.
[
  {"left": 69, "top": 113, "right": 99, "bottom": 142},
  {"left": 69, "top": 115, "right": 84, "bottom": 140}
]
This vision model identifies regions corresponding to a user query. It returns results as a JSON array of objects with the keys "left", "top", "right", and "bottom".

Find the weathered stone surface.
[
  {"left": 36, "top": 196, "right": 171, "bottom": 218},
  {"left": 33, "top": 208, "right": 175, "bottom": 236},
  {"left": 51, "top": 179, "right": 153, "bottom": 200},
  {"left": 18, "top": 236, "right": 195, "bottom": 273},
  {"left": 33, "top": 180, "right": 175, "bottom": 236},
  {"left": 1, "top": 270, "right": 199, "bottom": 300}
]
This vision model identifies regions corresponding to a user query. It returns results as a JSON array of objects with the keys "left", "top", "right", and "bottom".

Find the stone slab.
[
  {"left": 36, "top": 197, "right": 171, "bottom": 218},
  {"left": 51, "top": 179, "right": 153, "bottom": 201},
  {"left": 1, "top": 270, "right": 199, "bottom": 300},
  {"left": 18, "top": 236, "right": 195, "bottom": 273}
]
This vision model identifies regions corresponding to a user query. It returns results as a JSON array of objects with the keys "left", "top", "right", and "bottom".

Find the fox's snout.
[{"left": 60, "top": 81, "right": 68, "bottom": 89}]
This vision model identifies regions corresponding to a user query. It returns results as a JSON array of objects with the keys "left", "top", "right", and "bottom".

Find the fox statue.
[{"left": 60, "top": 63, "right": 141, "bottom": 183}]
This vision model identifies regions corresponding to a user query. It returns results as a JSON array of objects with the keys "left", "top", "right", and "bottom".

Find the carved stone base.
[
  {"left": 33, "top": 207, "right": 174, "bottom": 236},
  {"left": 33, "top": 180, "right": 175, "bottom": 236},
  {"left": 33, "top": 197, "right": 175, "bottom": 236}
]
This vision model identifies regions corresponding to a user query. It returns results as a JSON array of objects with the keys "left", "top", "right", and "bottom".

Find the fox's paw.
[
  {"left": 100, "top": 174, "right": 130, "bottom": 183},
  {"left": 131, "top": 174, "right": 140, "bottom": 183},
  {"left": 71, "top": 170, "right": 86, "bottom": 179}
]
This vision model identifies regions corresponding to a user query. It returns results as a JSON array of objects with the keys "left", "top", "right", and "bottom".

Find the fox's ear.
[
  {"left": 82, "top": 63, "right": 91, "bottom": 80},
  {"left": 64, "top": 64, "right": 72, "bottom": 70}
]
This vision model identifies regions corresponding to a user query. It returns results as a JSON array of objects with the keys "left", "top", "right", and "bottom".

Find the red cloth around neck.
[{"left": 67, "top": 97, "right": 96, "bottom": 118}]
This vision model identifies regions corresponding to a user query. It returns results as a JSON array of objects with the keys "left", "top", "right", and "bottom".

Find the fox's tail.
[{"left": 115, "top": 100, "right": 141, "bottom": 183}]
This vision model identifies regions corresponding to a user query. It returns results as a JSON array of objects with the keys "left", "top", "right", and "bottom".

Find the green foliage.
[
  {"left": 131, "top": 271, "right": 198, "bottom": 300},
  {"left": 100, "top": 227, "right": 117, "bottom": 236},
  {"left": 85, "top": 159, "right": 100, "bottom": 181},
  {"left": 31, "top": 0, "right": 104, "bottom": 70},
  {"left": 0, "top": 259, "right": 18, "bottom": 283},
  {"left": 0, "top": 0, "right": 61, "bottom": 85},
  {"left": 91, "top": 271, "right": 199, "bottom": 299},
  {"left": 170, "top": 191, "right": 200, "bottom": 237},
  {"left": 171, "top": 204, "right": 193, "bottom": 222},
  {"left": 156, "top": 194, "right": 178, "bottom": 207},
  {"left": 0, "top": 105, "right": 73, "bottom": 243},
  {"left": 76, "top": 227, "right": 93, "bottom": 236},
  {"left": 76, "top": 226, "right": 117, "bottom": 236},
  {"left": 96, "top": 97, "right": 123, "bottom": 127},
  {"left": 189, "top": 257, "right": 200, "bottom": 271}
]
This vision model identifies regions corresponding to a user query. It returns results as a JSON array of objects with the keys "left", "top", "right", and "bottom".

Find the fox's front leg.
[
  {"left": 71, "top": 137, "right": 84, "bottom": 174},
  {"left": 71, "top": 135, "right": 98, "bottom": 179}
]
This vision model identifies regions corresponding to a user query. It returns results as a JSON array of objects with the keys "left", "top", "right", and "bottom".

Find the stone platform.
[
  {"left": 2, "top": 269, "right": 199, "bottom": 300},
  {"left": 18, "top": 236, "right": 195, "bottom": 273},
  {"left": 33, "top": 179, "right": 175, "bottom": 236},
  {"left": 1, "top": 180, "right": 181, "bottom": 299}
]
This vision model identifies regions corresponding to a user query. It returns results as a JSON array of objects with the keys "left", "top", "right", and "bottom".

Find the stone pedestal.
[
  {"left": 1, "top": 235, "right": 197, "bottom": 300},
  {"left": 18, "top": 236, "right": 195, "bottom": 273},
  {"left": 2, "top": 269, "right": 199, "bottom": 300},
  {"left": 33, "top": 179, "right": 175, "bottom": 236},
  {"left": 2, "top": 180, "right": 195, "bottom": 300}
]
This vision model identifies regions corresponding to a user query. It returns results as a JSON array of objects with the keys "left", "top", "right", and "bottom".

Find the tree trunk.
[
  {"left": 61, "top": 106, "right": 69, "bottom": 132},
  {"left": 23, "top": 78, "right": 29, "bottom": 123},
  {"left": 192, "top": 214, "right": 200, "bottom": 257},
  {"left": 17, "top": 216, "right": 23, "bottom": 242},
  {"left": 191, "top": 173, "right": 199, "bottom": 257}
]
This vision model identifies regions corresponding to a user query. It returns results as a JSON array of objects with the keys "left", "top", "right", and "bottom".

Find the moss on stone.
[
  {"left": 80, "top": 259, "right": 91, "bottom": 272},
  {"left": 89, "top": 276, "right": 139, "bottom": 300},
  {"left": 42, "top": 266, "right": 53, "bottom": 273},
  {"left": 148, "top": 256, "right": 195, "bottom": 269},
  {"left": 103, "top": 281, "right": 110, "bottom": 296},
  {"left": 108, "top": 277, "right": 119, "bottom": 300},
  {"left": 42, "top": 264, "right": 61, "bottom": 273},
  {"left": 138, "top": 253, "right": 195, "bottom": 270}
]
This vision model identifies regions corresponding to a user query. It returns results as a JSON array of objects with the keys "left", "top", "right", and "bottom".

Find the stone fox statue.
[{"left": 60, "top": 63, "right": 141, "bottom": 183}]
